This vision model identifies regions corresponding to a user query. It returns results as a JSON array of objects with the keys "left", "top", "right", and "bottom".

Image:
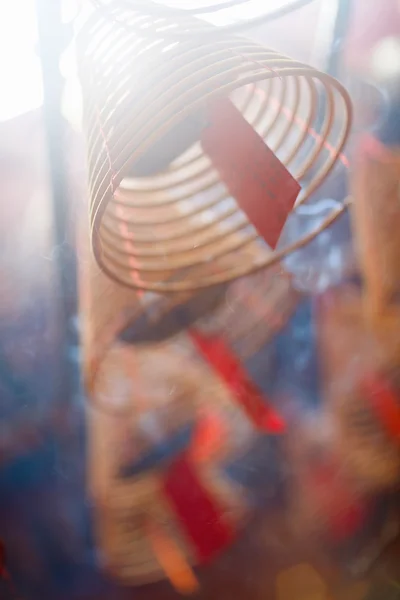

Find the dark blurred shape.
[
  {"left": 119, "top": 284, "right": 226, "bottom": 344},
  {"left": 127, "top": 110, "right": 208, "bottom": 177}
]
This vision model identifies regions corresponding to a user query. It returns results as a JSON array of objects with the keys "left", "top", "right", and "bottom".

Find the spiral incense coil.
[
  {"left": 91, "top": 0, "right": 317, "bottom": 37},
  {"left": 88, "top": 348, "right": 259, "bottom": 586},
  {"left": 84, "top": 240, "right": 299, "bottom": 416},
  {"left": 87, "top": 316, "right": 284, "bottom": 586},
  {"left": 83, "top": 239, "right": 286, "bottom": 588},
  {"left": 77, "top": 3, "right": 352, "bottom": 292}
]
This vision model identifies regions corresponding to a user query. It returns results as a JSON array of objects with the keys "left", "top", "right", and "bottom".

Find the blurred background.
[{"left": 0, "top": 1, "right": 399, "bottom": 599}]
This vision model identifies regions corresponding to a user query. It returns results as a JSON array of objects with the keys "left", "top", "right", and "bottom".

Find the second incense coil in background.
[
  {"left": 81, "top": 233, "right": 294, "bottom": 586},
  {"left": 77, "top": 1, "right": 352, "bottom": 292}
]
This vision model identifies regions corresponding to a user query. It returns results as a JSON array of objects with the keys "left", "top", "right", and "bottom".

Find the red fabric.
[
  {"left": 163, "top": 455, "right": 234, "bottom": 562},
  {"left": 190, "top": 330, "right": 285, "bottom": 433},
  {"left": 202, "top": 98, "right": 300, "bottom": 249}
]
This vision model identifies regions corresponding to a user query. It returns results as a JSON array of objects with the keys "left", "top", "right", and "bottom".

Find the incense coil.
[
  {"left": 88, "top": 344, "right": 263, "bottom": 585},
  {"left": 78, "top": 4, "right": 352, "bottom": 292},
  {"left": 84, "top": 264, "right": 286, "bottom": 586},
  {"left": 83, "top": 238, "right": 299, "bottom": 414}
]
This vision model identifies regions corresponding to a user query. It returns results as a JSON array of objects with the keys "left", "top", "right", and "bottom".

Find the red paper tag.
[
  {"left": 189, "top": 330, "right": 285, "bottom": 433},
  {"left": 162, "top": 455, "right": 234, "bottom": 562},
  {"left": 201, "top": 98, "right": 300, "bottom": 249}
]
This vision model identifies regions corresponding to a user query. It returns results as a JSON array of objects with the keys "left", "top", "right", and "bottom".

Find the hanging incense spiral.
[
  {"left": 82, "top": 230, "right": 290, "bottom": 587},
  {"left": 88, "top": 342, "right": 259, "bottom": 587},
  {"left": 77, "top": 1, "right": 352, "bottom": 292}
]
